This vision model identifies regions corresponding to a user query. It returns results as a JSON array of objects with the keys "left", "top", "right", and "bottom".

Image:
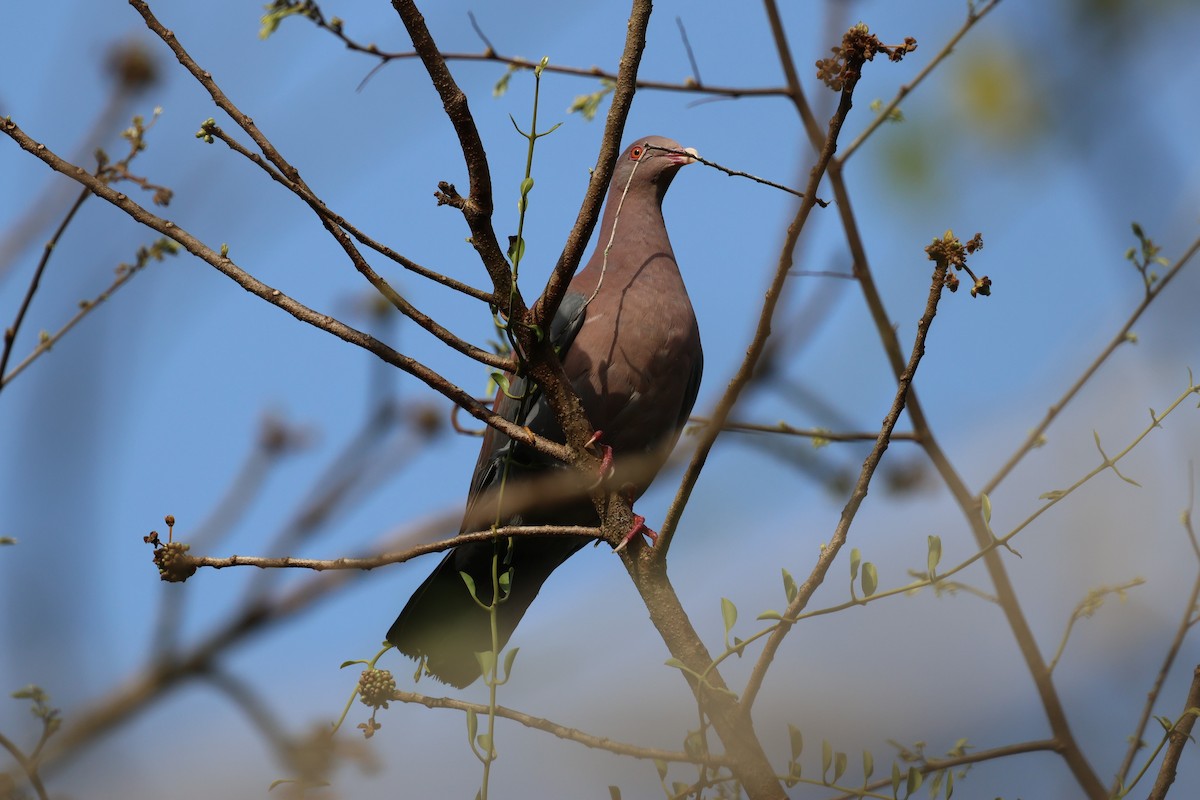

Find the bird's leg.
[
  {"left": 613, "top": 486, "right": 659, "bottom": 553},
  {"left": 584, "top": 434, "right": 657, "bottom": 550},
  {"left": 585, "top": 430, "right": 616, "bottom": 487}
]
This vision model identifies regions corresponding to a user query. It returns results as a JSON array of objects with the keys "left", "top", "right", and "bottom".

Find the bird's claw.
[
  {"left": 613, "top": 514, "right": 658, "bottom": 553},
  {"left": 585, "top": 430, "right": 616, "bottom": 488}
]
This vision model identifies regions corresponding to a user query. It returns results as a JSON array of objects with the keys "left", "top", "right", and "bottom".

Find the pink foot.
[
  {"left": 614, "top": 513, "right": 659, "bottom": 553},
  {"left": 585, "top": 430, "right": 615, "bottom": 483}
]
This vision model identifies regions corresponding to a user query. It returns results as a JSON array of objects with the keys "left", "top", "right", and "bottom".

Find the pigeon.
[{"left": 387, "top": 136, "right": 703, "bottom": 687}]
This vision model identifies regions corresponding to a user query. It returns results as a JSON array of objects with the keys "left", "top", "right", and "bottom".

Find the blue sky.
[{"left": 3, "top": 1, "right": 1200, "bottom": 797}]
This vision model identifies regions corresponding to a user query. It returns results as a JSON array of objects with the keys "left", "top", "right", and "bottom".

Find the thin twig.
[
  {"left": 202, "top": 122, "right": 493, "bottom": 302},
  {"left": 648, "top": 145, "right": 827, "bottom": 206},
  {"left": 301, "top": 9, "right": 785, "bottom": 101},
  {"left": 1147, "top": 665, "right": 1200, "bottom": 799},
  {"left": 690, "top": 417, "right": 918, "bottom": 442},
  {"left": 764, "top": 3, "right": 1105, "bottom": 794},
  {"left": 675, "top": 16, "right": 702, "bottom": 86},
  {"left": 0, "top": 731, "right": 51, "bottom": 800},
  {"left": 1114, "top": 465, "right": 1200, "bottom": 790},
  {"left": 740, "top": 237, "right": 951, "bottom": 713},
  {"left": 125, "top": 5, "right": 507, "bottom": 363},
  {"left": 982, "top": 232, "right": 1200, "bottom": 497},
  {"left": 0, "top": 117, "right": 572, "bottom": 465},
  {"left": 177, "top": 525, "right": 599, "bottom": 575},
  {"left": 655, "top": 20, "right": 856, "bottom": 557},
  {"left": 825, "top": 739, "right": 1061, "bottom": 800},
  {"left": 392, "top": 690, "right": 731, "bottom": 767},
  {"left": 1, "top": 237, "right": 161, "bottom": 390},
  {"left": 837, "top": 0, "right": 1005, "bottom": 164},
  {"left": 0, "top": 188, "right": 90, "bottom": 394}
]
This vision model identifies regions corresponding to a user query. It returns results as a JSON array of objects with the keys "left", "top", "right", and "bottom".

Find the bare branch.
[
  {"left": 740, "top": 230, "right": 952, "bottom": 712},
  {"left": 0, "top": 117, "right": 572, "bottom": 465},
  {"left": 0, "top": 188, "right": 89, "bottom": 393},
  {"left": 393, "top": 689, "right": 731, "bottom": 766},
  {"left": 173, "top": 525, "right": 599, "bottom": 575},
  {"left": 1147, "top": 665, "right": 1200, "bottom": 799}
]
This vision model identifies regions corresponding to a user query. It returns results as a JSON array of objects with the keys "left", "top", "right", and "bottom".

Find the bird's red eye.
[{"left": 630, "top": 146, "right": 644, "bottom": 160}]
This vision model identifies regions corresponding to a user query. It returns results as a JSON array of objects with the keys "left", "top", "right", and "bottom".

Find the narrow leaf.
[
  {"left": 757, "top": 610, "right": 784, "bottom": 621},
  {"left": 927, "top": 535, "right": 942, "bottom": 576},
  {"left": 782, "top": 568, "right": 798, "bottom": 603},
  {"left": 863, "top": 749, "right": 874, "bottom": 779},
  {"left": 654, "top": 759, "right": 668, "bottom": 780},
  {"left": 980, "top": 492, "right": 992, "bottom": 524},
  {"left": 608, "top": 787, "right": 622, "bottom": 800},
  {"left": 905, "top": 766, "right": 922, "bottom": 797},
  {"left": 466, "top": 708, "right": 478, "bottom": 747},
  {"left": 822, "top": 738, "right": 832, "bottom": 782},
  {"left": 501, "top": 647, "right": 520, "bottom": 680},
  {"left": 862, "top": 562, "right": 879, "bottom": 597},
  {"left": 850, "top": 547, "right": 861, "bottom": 580},
  {"left": 834, "top": 751, "right": 847, "bottom": 782},
  {"left": 474, "top": 649, "right": 496, "bottom": 678},
  {"left": 788, "top": 724, "right": 804, "bottom": 760},
  {"left": 460, "top": 571, "right": 478, "bottom": 600},
  {"left": 720, "top": 597, "right": 738, "bottom": 634}
]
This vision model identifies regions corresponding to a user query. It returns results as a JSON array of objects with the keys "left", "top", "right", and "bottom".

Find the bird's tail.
[{"left": 386, "top": 536, "right": 586, "bottom": 688}]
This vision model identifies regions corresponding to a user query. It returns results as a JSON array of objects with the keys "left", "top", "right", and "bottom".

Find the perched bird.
[{"left": 387, "top": 136, "right": 703, "bottom": 687}]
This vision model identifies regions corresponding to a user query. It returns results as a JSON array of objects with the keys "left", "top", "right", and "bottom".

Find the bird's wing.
[{"left": 459, "top": 291, "right": 590, "bottom": 531}]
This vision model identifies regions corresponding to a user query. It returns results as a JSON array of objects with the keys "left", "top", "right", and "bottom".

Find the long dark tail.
[{"left": 386, "top": 536, "right": 586, "bottom": 688}]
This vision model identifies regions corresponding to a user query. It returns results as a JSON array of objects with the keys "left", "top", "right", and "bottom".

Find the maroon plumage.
[{"left": 387, "top": 136, "right": 703, "bottom": 687}]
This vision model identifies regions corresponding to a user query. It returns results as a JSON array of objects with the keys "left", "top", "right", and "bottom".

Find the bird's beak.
[{"left": 665, "top": 147, "right": 700, "bottom": 166}]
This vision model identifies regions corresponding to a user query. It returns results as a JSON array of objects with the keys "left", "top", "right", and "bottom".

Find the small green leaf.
[
  {"left": 861, "top": 562, "right": 878, "bottom": 597},
  {"left": 863, "top": 749, "right": 874, "bottom": 779},
  {"left": 788, "top": 724, "right": 804, "bottom": 760},
  {"left": 501, "top": 647, "right": 520, "bottom": 680},
  {"left": 946, "top": 769, "right": 954, "bottom": 799},
  {"left": 980, "top": 493, "right": 992, "bottom": 524},
  {"left": 460, "top": 571, "right": 479, "bottom": 600},
  {"left": 520, "top": 177, "right": 534, "bottom": 197},
  {"left": 822, "top": 738, "right": 832, "bottom": 782},
  {"left": 654, "top": 758, "right": 668, "bottom": 780},
  {"left": 850, "top": 547, "right": 861, "bottom": 580},
  {"left": 0, "top": 536, "right": 15, "bottom": 545},
  {"left": 477, "top": 733, "right": 493, "bottom": 758},
  {"left": 782, "top": 568, "right": 798, "bottom": 603},
  {"left": 891, "top": 761, "right": 902, "bottom": 798},
  {"left": 608, "top": 786, "right": 622, "bottom": 800},
  {"left": 466, "top": 708, "right": 478, "bottom": 746},
  {"left": 339, "top": 659, "right": 369, "bottom": 669},
  {"left": 833, "top": 750, "right": 847, "bottom": 782},
  {"left": 757, "top": 610, "right": 784, "bottom": 621},
  {"left": 508, "top": 235, "right": 526, "bottom": 264},
  {"left": 664, "top": 657, "right": 688, "bottom": 671},
  {"left": 493, "top": 63, "right": 518, "bottom": 98},
  {"left": 927, "top": 535, "right": 942, "bottom": 576},
  {"left": 720, "top": 597, "right": 738, "bottom": 634},
  {"left": 475, "top": 649, "right": 497, "bottom": 678},
  {"left": 905, "top": 766, "right": 922, "bottom": 797},
  {"left": 683, "top": 729, "right": 705, "bottom": 759}
]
